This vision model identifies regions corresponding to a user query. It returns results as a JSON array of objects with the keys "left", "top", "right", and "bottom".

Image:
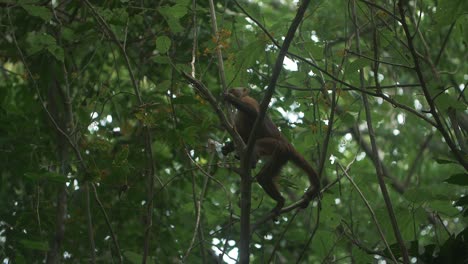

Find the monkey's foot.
[
  {"left": 270, "top": 199, "right": 285, "bottom": 220},
  {"left": 300, "top": 188, "right": 318, "bottom": 208},
  {"left": 300, "top": 188, "right": 322, "bottom": 209},
  {"left": 299, "top": 198, "right": 311, "bottom": 209}
]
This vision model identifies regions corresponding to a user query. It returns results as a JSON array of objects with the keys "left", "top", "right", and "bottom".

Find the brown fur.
[{"left": 222, "top": 88, "right": 320, "bottom": 213}]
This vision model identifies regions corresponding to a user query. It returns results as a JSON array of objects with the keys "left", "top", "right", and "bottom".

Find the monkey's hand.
[
  {"left": 223, "top": 92, "right": 237, "bottom": 104},
  {"left": 221, "top": 146, "right": 230, "bottom": 156},
  {"left": 271, "top": 198, "right": 285, "bottom": 220},
  {"left": 221, "top": 141, "right": 235, "bottom": 156}
]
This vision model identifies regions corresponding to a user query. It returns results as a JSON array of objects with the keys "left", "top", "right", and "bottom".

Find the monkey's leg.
[{"left": 254, "top": 138, "right": 288, "bottom": 214}]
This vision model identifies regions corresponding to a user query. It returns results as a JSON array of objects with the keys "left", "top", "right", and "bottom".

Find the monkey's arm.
[{"left": 224, "top": 94, "right": 258, "bottom": 117}]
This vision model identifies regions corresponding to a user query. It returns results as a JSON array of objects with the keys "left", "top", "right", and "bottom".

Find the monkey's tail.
[{"left": 288, "top": 144, "right": 320, "bottom": 188}]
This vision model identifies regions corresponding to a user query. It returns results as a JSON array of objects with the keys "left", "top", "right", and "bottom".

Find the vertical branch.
[
  {"left": 47, "top": 181, "right": 67, "bottom": 264},
  {"left": 296, "top": 207, "right": 321, "bottom": 262},
  {"left": 351, "top": 1, "right": 410, "bottom": 262},
  {"left": 91, "top": 183, "right": 123, "bottom": 262},
  {"left": 238, "top": 1, "right": 312, "bottom": 262},
  {"left": 85, "top": 183, "right": 96, "bottom": 263},
  {"left": 190, "top": 0, "right": 198, "bottom": 77},
  {"left": 268, "top": 211, "right": 299, "bottom": 263}
]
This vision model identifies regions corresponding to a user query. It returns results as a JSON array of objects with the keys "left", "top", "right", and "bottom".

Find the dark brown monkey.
[{"left": 222, "top": 88, "right": 320, "bottom": 213}]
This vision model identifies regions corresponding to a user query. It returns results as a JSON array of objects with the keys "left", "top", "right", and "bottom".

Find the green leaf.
[
  {"left": 338, "top": 112, "right": 356, "bottom": 127},
  {"left": 165, "top": 17, "right": 184, "bottom": 33},
  {"left": 345, "top": 58, "right": 368, "bottom": 77},
  {"left": 429, "top": 201, "right": 459, "bottom": 216},
  {"left": 404, "top": 185, "right": 458, "bottom": 203},
  {"left": 156, "top": 36, "right": 172, "bottom": 53},
  {"left": 182, "top": 126, "right": 199, "bottom": 144},
  {"left": 172, "top": 95, "right": 198, "bottom": 105},
  {"left": 19, "top": 239, "right": 49, "bottom": 251},
  {"left": 47, "top": 45, "right": 64, "bottom": 62},
  {"left": 302, "top": 41, "right": 324, "bottom": 60},
  {"left": 158, "top": 4, "right": 188, "bottom": 33},
  {"left": 237, "top": 41, "right": 264, "bottom": 68},
  {"left": 113, "top": 145, "right": 129, "bottom": 166},
  {"left": 435, "top": 93, "right": 454, "bottom": 112},
  {"left": 152, "top": 56, "right": 171, "bottom": 64},
  {"left": 434, "top": 0, "right": 466, "bottom": 27},
  {"left": 109, "top": 8, "right": 129, "bottom": 26},
  {"left": 175, "top": 0, "right": 191, "bottom": 5},
  {"left": 25, "top": 32, "right": 64, "bottom": 61},
  {"left": 444, "top": 173, "right": 468, "bottom": 186},
  {"left": 61, "top": 28, "right": 75, "bottom": 42},
  {"left": 123, "top": 251, "right": 143, "bottom": 264},
  {"left": 22, "top": 4, "right": 52, "bottom": 21},
  {"left": 24, "top": 172, "right": 68, "bottom": 183},
  {"left": 159, "top": 4, "right": 188, "bottom": 19}
]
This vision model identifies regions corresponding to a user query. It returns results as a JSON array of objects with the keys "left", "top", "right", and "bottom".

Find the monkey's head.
[{"left": 228, "top": 87, "right": 249, "bottom": 98}]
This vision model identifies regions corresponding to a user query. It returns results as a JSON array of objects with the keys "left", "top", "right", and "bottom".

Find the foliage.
[{"left": 0, "top": 0, "right": 466, "bottom": 263}]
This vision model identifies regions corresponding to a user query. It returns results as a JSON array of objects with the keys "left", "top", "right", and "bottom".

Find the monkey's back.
[{"left": 235, "top": 96, "right": 281, "bottom": 142}]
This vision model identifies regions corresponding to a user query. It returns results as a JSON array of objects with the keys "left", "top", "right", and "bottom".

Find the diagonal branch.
[
  {"left": 234, "top": 0, "right": 437, "bottom": 127},
  {"left": 397, "top": 1, "right": 468, "bottom": 170},
  {"left": 244, "top": 0, "right": 311, "bottom": 179},
  {"left": 182, "top": 72, "right": 245, "bottom": 150},
  {"left": 352, "top": 1, "right": 410, "bottom": 262},
  {"left": 338, "top": 163, "right": 397, "bottom": 263},
  {"left": 82, "top": 2, "right": 160, "bottom": 262}
]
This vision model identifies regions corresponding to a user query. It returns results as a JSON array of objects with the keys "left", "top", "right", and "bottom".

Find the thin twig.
[
  {"left": 267, "top": 211, "right": 299, "bottom": 263},
  {"left": 338, "top": 163, "right": 398, "bottom": 263},
  {"left": 435, "top": 22, "right": 455, "bottom": 66},
  {"left": 183, "top": 200, "right": 202, "bottom": 260},
  {"left": 91, "top": 183, "right": 123, "bottom": 262},
  {"left": 86, "top": 183, "right": 96, "bottom": 263},
  {"left": 252, "top": 177, "right": 340, "bottom": 231},
  {"left": 346, "top": 50, "right": 413, "bottom": 70},
  {"left": 404, "top": 133, "right": 433, "bottom": 186},
  {"left": 296, "top": 206, "right": 321, "bottom": 263},
  {"left": 352, "top": 2, "right": 409, "bottom": 261},
  {"left": 234, "top": 0, "right": 437, "bottom": 127},
  {"left": 397, "top": 0, "right": 468, "bottom": 170},
  {"left": 82, "top": 3, "right": 160, "bottom": 262},
  {"left": 358, "top": 0, "right": 402, "bottom": 22}
]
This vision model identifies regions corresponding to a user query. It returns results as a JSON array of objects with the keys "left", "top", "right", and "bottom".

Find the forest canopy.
[{"left": 0, "top": 0, "right": 467, "bottom": 263}]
